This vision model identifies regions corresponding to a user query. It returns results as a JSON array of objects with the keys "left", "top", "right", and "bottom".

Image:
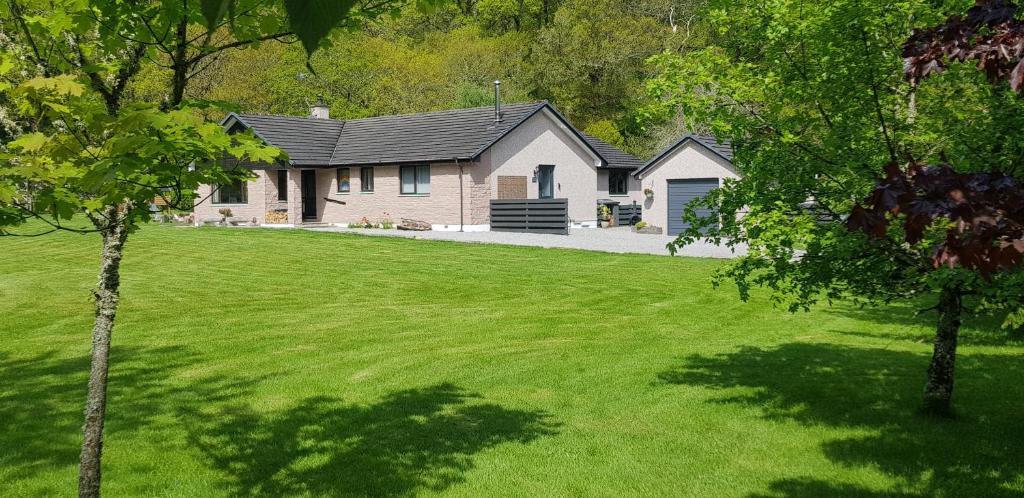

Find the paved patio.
[{"left": 303, "top": 226, "right": 747, "bottom": 258}]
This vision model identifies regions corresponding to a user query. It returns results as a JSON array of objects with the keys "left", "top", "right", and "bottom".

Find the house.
[
  {"left": 633, "top": 134, "right": 736, "bottom": 236},
  {"left": 194, "top": 98, "right": 645, "bottom": 231}
]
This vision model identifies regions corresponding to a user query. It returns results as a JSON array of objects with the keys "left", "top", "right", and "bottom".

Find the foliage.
[
  {"left": 167, "top": 0, "right": 708, "bottom": 148},
  {"left": 846, "top": 0, "right": 1024, "bottom": 327},
  {"left": 905, "top": 0, "right": 1024, "bottom": 92},
  {"left": 0, "top": 73, "right": 281, "bottom": 235},
  {"left": 849, "top": 163, "right": 1024, "bottom": 276},
  {"left": 638, "top": 0, "right": 1024, "bottom": 315},
  {"left": 531, "top": 0, "right": 667, "bottom": 128},
  {"left": 583, "top": 120, "right": 625, "bottom": 148}
]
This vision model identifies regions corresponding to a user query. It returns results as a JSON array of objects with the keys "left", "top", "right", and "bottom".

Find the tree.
[
  {"left": 850, "top": 0, "right": 1024, "bottom": 412},
  {"left": 531, "top": 0, "right": 667, "bottom": 127},
  {"left": 640, "top": 0, "right": 1024, "bottom": 414},
  {"left": 0, "top": 0, "right": 441, "bottom": 495}
]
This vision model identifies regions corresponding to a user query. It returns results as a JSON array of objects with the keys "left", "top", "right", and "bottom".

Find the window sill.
[
  {"left": 359, "top": 191, "right": 375, "bottom": 194},
  {"left": 609, "top": 194, "right": 630, "bottom": 197},
  {"left": 211, "top": 203, "right": 248, "bottom": 206},
  {"left": 400, "top": 193, "right": 430, "bottom": 197},
  {"left": 336, "top": 192, "right": 351, "bottom": 195}
]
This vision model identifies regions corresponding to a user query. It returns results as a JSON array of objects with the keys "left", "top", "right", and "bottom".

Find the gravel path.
[{"left": 304, "top": 226, "right": 747, "bottom": 258}]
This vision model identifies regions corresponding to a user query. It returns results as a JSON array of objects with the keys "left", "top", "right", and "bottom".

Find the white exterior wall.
[
  {"left": 635, "top": 142, "right": 739, "bottom": 230},
  {"left": 596, "top": 169, "right": 642, "bottom": 204},
  {"left": 486, "top": 109, "right": 602, "bottom": 226}
]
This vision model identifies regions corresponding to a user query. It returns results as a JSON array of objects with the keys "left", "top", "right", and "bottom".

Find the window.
[
  {"left": 337, "top": 168, "right": 350, "bottom": 193},
  {"left": 538, "top": 165, "right": 555, "bottom": 199},
  {"left": 609, "top": 170, "right": 629, "bottom": 196},
  {"left": 214, "top": 180, "right": 247, "bottom": 204},
  {"left": 360, "top": 167, "right": 374, "bottom": 192},
  {"left": 276, "top": 170, "right": 288, "bottom": 201},
  {"left": 400, "top": 165, "right": 430, "bottom": 194}
]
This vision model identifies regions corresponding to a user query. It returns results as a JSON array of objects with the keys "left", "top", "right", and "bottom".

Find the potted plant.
[
  {"left": 217, "top": 208, "right": 232, "bottom": 225},
  {"left": 598, "top": 204, "right": 611, "bottom": 228},
  {"left": 643, "top": 187, "right": 654, "bottom": 200}
]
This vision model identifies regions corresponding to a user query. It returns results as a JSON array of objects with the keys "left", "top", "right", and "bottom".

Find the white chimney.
[{"left": 310, "top": 95, "right": 329, "bottom": 119}]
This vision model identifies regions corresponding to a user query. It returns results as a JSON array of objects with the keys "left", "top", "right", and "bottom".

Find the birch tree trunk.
[
  {"left": 78, "top": 207, "right": 129, "bottom": 498},
  {"left": 923, "top": 286, "right": 962, "bottom": 415}
]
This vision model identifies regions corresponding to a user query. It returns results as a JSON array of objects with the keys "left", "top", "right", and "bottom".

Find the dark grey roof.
[
  {"left": 223, "top": 102, "right": 606, "bottom": 168},
  {"left": 635, "top": 134, "right": 734, "bottom": 177},
  {"left": 582, "top": 134, "right": 644, "bottom": 170},
  {"left": 223, "top": 113, "right": 344, "bottom": 166},
  {"left": 331, "top": 102, "right": 550, "bottom": 165}
]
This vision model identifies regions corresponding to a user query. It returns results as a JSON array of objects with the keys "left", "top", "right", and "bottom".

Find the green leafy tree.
[
  {"left": 186, "top": 24, "right": 532, "bottom": 118},
  {"left": 640, "top": 0, "right": 1024, "bottom": 414},
  {"left": 0, "top": 1, "right": 442, "bottom": 496},
  {"left": 531, "top": 0, "right": 667, "bottom": 127}
]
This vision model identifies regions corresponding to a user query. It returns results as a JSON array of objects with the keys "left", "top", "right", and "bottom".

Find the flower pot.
[{"left": 600, "top": 220, "right": 610, "bottom": 228}]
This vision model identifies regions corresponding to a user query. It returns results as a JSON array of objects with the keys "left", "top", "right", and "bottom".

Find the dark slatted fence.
[
  {"left": 490, "top": 198, "right": 569, "bottom": 235},
  {"left": 618, "top": 204, "right": 642, "bottom": 226}
]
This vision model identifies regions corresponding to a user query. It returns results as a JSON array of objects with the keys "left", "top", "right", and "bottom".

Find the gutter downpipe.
[{"left": 456, "top": 157, "right": 464, "bottom": 232}]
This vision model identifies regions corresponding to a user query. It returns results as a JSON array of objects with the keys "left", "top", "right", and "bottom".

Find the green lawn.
[{"left": 1, "top": 226, "right": 1022, "bottom": 497}]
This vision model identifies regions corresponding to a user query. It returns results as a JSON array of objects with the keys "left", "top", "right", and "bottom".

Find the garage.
[
  {"left": 666, "top": 178, "right": 719, "bottom": 236},
  {"left": 633, "top": 134, "right": 737, "bottom": 236}
]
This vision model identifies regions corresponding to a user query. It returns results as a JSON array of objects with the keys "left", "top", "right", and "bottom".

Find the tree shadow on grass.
[
  {"left": 183, "top": 384, "right": 558, "bottom": 497},
  {"left": 0, "top": 346, "right": 269, "bottom": 492},
  {"left": 657, "top": 343, "right": 1024, "bottom": 497},
  {"left": 825, "top": 302, "right": 1024, "bottom": 347}
]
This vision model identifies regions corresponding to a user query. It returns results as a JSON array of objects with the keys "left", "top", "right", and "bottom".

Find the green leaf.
[
  {"left": 19, "top": 75, "right": 85, "bottom": 97},
  {"left": 10, "top": 133, "right": 47, "bottom": 152},
  {"left": 283, "top": 0, "right": 358, "bottom": 56},
  {"left": 0, "top": 54, "right": 14, "bottom": 75},
  {"left": 43, "top": 101, "right": 71, "bottom": 114},
  {"left": 200, "top": 0, "right": 232, "bottom": 29}
]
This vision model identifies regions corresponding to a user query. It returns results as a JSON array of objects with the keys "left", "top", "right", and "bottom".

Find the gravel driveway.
[{"left": 304, "top": 226, "right": 747, "bottom": 258}]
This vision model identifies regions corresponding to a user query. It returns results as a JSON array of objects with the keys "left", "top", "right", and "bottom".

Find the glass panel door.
[{"left": 538, "top": 165, "right": 554, "bottom": 199}]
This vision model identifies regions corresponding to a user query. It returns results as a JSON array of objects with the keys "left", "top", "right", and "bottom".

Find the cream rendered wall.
[
  {"left": 635, "top": 141, "right": 739, "bottom": 230},
  {"left": 596, "top": 169, "right": 642, "bottom": 204},
  {"left": 486, "top": 109, "right": 601, "bottom": 225}
]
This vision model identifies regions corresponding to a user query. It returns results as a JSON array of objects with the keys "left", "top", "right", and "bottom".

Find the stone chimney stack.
[{"left": 310, "top": 95, "right": 329, "bottom": 119}]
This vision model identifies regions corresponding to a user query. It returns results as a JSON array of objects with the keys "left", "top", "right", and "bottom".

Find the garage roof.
[{"left": 634, "top": 134, "right": 734, "bottom": 177}]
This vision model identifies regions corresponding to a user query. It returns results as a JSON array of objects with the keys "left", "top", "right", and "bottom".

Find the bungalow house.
[
  {"left": 194, "top": 99, "right": 645, "bottom": 231},
  {"left": 633, "top": 134, "right": 736, "bottom": 235}
]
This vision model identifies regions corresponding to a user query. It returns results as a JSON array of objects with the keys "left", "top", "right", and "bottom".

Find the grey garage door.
[{"left": 667, "top": 178, "right": 719, "bottom": 236}]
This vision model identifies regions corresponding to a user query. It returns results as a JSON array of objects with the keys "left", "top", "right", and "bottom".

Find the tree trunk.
[
  {"left": 923, "top": 286, "right": 962, "bottom": 415},
  {"left": 78, "top": 210, "right": 129, "bottom": 498}
]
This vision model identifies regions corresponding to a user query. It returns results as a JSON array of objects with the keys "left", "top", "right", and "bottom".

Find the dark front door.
[
  {"left": 301, "top": 170, "right": 317, "bottom": 222},
  {"left": 538, "top": 165, "right": 555, "bottom": 199}
]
